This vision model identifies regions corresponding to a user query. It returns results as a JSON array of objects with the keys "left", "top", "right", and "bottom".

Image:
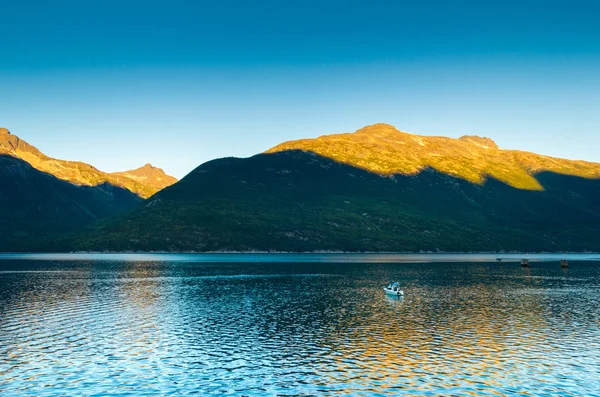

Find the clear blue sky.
[{"left": 1, "top": 0, "right": 599, "bottom": 179}]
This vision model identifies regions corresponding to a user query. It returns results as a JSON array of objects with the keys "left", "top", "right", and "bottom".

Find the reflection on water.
[{"left": 1, "top": 258, "right": 599, "bottom": 396}]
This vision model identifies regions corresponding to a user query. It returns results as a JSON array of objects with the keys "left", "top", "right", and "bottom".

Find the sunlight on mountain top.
[
  {"left": 0, "top": 128, "right": 177, "bottom": 198},
  {"left": 266, "top": 124, "right": 600, "bottom": 191}
]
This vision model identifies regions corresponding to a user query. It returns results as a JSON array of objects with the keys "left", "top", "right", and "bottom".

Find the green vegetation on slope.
[
  {"left": 7, "top": 123, "right": 600, "bottom": 253},
  {"left": 56, "top": 149, "right": 600, "bottom": 253},
  {"left": 0, "top": 154, "right": 141, "bottom": 251}
]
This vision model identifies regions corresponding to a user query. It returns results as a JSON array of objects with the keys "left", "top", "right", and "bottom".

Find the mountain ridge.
[
  {"left": 5, "top": 123, "right": 600, "bottom": 253},
  {"left": 266, "top": 123, "right": 600, "bottom": 191},
  {"left": 112, "top": 163, "right": 178, "bottom": 192},
  {"left": 49, "top": 123, "right": 600, "bottom": 253},
  {"left": 0, "top": 154, "right": 141, "bottom": 251},
  {"left": 0, "top": 128, "right": 177, "bottom": 198}
]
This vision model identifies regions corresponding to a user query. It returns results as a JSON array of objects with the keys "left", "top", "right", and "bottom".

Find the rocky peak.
[
  {"left": 112, "top": 163, "right": 178, "bottom": 190},
  {"left": 0, "top": 129, "right": 43, "bottom": 155},
  {"left": 458, "top": 135, "right": 499, "bottom": 149},
  {"left": 128, "top": 163, "right": 166, "bottom": 175},
  {"left": 355, "top": 123, "right": 404, "bottom": 136}
]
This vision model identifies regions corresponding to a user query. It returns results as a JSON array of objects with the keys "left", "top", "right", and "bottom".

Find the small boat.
[{"left": 383, "top": 282, "right": 404, "bottom": 296}]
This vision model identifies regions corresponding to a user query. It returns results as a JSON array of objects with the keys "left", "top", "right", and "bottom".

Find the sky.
[{"left": 1, "top": 0, "right": 599, "bottom": 179}]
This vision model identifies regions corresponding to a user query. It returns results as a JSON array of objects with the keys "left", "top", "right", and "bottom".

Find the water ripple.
[{"left": 1, "top": 260, "right": 599, "bottom": 396}]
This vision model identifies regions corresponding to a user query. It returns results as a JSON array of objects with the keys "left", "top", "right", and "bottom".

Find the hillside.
[
  {"left": 0, "top": 154, "right": 140, "bottom": 251},
  {"left": 0, "top": 128, "right": 176, "bottom": 198},
  {"left": 55, "top": 124, "right": 600, "bottom": 253},
  {"left": 267, "top": 124, "right": 600, "bottom": 191}
]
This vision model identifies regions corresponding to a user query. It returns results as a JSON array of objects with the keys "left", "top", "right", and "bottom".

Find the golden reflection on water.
[
  {"left": 109, "top": 262, "right": 166, "bottom": 357},
  {"left": 1, "top": 260, "right": 599, "bottom": 396},
  {"left": 317, "top": 278, "right": 554, "bottom": 394}
]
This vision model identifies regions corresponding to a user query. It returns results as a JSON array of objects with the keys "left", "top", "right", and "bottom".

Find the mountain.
[
  {"left": 0, "top": 154, "right": 140, "bottom": 251},
  {"left": 267, "top": 124, "right": 600, "bottom": 191},
  {"left": 0, "top": 128, "right": 177, "bottom": 198},
  {"left": 112, "top": 163, "right": 178, "bottom": 192},
  {"left": 59, "top": 124, "right": 600, "bottom": 253},
  {"left": 0, "top": 128, "right": 178, "bottom": 250}
]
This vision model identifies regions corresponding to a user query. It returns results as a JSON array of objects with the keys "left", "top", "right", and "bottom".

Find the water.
[{"left": 1, "top": 254, "right": 599, "bottom": 396}]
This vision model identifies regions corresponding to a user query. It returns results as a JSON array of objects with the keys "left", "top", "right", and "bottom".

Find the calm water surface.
[{"left": 1, "top": 254, "right": 599, "bottom": 396}]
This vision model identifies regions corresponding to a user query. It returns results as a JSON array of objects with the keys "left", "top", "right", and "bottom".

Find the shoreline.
[
  {"left": 1, "top": 251, "right": 599, "bottom": 263},
  {"left": 1, "top": 250, "right": 599, "bottom": 255}
]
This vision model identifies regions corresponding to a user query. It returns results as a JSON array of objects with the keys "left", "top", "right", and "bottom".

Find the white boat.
[{"left": 383, "top": 282, "right": 404, "bottom": 296}]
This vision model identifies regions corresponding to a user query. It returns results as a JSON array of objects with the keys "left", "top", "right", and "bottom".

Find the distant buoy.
[
  {"left": 561, "top": 259, "right": 569, "bottom": 268},
  {"left": 521, "top": 258, "right": 530, "bottom": 267}
]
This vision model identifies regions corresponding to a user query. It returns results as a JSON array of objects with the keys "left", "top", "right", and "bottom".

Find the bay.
[{"left": 1, "top": 254, "right": 599, "bottom": 396}]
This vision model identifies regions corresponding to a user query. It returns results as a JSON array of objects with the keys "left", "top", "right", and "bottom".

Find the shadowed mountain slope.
[
  {"left": 0, "top": 128, "right": 176, "bottom": 198},
  {"left": 60, "top": 149, "right": 600, "bottom": 253},
  {"left": 0, "top": 154, "right": 141, "bottom": 251}
]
